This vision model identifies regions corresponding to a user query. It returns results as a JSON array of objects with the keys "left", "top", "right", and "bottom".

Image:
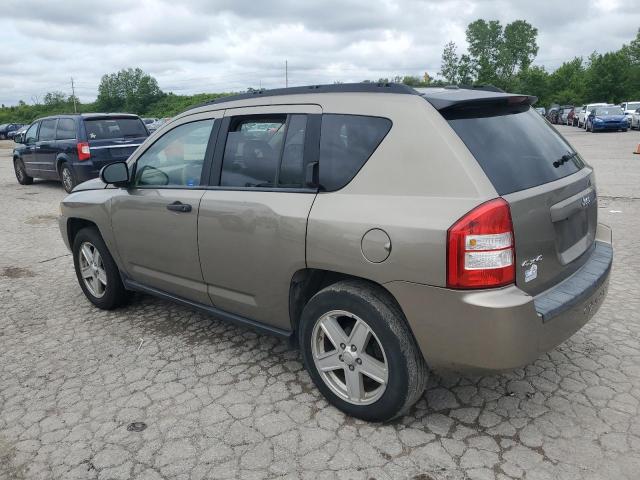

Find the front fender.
[{"left": 59, "top": 189, "right": 124, "bottom": 269}]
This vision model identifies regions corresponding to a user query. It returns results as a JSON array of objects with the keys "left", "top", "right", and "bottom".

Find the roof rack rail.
[{"left": 187, "top": 82, "right": 418, "bottom": 111}]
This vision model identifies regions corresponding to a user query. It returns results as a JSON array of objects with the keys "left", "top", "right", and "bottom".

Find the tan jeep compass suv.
[{"left": 59, "top": 83, "right": 613, "bottom": 421}]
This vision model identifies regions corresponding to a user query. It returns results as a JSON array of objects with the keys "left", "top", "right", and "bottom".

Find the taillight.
[
  {"left": 447, "top": 198, "right": 515, "bottom": 289},
  {"left": 77, "top": 142, "right": 91, "bottom": 161}
]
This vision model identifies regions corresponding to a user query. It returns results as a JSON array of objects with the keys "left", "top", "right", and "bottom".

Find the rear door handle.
[{"left": 166, "top": 201, "right": 192, "bottom": 213}]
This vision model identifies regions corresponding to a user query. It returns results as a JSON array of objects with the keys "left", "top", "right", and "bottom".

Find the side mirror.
[
  {"left": 14, "top": 134, "right": 24, "bottom": 144},
  {"left": 100, "top": 161, "right": 129, "bottom": 186}
]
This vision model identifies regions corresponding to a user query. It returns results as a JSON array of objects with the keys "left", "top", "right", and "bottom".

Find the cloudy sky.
[{"left": 0, "top": 0, "right": 638, "bottom": 106}]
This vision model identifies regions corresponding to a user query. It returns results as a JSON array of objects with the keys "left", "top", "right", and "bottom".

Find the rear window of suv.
[
  {"left": 444, "top": 105, "right": 585, "bottom": 195},
  {"left": 83, "top": 118, "right": 147, "bottom": 140}
]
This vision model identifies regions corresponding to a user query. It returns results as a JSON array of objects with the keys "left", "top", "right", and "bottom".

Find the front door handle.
[{"left": 166, "top": 201, "right": 192, "bottom": 213}]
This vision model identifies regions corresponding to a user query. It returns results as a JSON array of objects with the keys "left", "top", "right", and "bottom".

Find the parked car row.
[
  {"left": 543, "top": 101, "right": 640, "bottom": 132},
  {"left": 0, "top": 123, "right": 26, "bottom": 140}
]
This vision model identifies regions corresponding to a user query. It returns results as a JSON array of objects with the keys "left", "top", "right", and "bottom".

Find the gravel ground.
[{"left": 1, "top": 125, "right": 640, "bottom": 480}]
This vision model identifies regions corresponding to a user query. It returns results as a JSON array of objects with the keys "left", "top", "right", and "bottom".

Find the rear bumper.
[{"left": 386, "top": 223, "right": 612, "bottom": 373}]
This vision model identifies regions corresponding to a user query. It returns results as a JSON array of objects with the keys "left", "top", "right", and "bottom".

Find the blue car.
[
  {"left": 586, "top": 105, "right": 628, "bottom": 132},
  {"left": 13, "top": 113, "right": 149, "bottom": 192}
]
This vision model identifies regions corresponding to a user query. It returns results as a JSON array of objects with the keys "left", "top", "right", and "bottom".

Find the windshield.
[
  {"left": 626, "top": 102, "right": 640, "bottom": 111},
  {"left": 595, "top": 107, "right": 623, "bottom": 116},
  {"left": 445, "top": 105, "right": 584, "bottom": 195},
  {"left": 83, "top": 118, "right": 148, "bottom": 140}
]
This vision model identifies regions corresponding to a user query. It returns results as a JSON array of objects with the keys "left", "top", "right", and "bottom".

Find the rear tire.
[
  {"left": 14, "top": 158, "right": 33, "bottom": 185},
  {"left": 299, "top": 280, "right": 428, "bottom": 422},
  {"left": 60, "top": 162, "right": 77, "bottom": 193},
  {"left": 73, "top": 227, "right": 130, "bottom": 310}
]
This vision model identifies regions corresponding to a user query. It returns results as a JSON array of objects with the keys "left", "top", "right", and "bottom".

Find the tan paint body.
[{"left": 59, "top": 91, "right": 612, "bottom": 373}]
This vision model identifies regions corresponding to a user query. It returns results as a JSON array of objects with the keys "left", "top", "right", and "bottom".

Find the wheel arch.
[
  {"left": 66, "top": 217, "right": 101, "bottom": 250},
  {"left": 288, "top": 268, "right": 407, "bottom": 340},
  {"left": 55, "top": 154, "right": 70, "bottom": 176}
]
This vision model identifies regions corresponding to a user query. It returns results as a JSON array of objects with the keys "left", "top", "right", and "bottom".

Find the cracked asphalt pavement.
[{"left": 1, "top": 125, "right": 640, "bottom": 480}]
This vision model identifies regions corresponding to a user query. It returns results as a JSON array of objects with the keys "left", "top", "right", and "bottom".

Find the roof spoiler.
[{"left": 427, "top": 93, "right": 538, "bottom": 111}]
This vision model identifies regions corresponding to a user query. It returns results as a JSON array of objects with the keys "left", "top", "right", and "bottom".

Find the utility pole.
[
  {"left": 70, "top": 77, "right": 77, "bottom": 113},
  {"left": 285, "top": 60, "right": 288, "bottom": 88}
]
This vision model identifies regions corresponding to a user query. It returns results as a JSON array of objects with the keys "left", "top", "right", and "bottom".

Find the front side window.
[
  {"left": 220, "top": 114, "right": 309, "bottom": 188},
  {"left": 133, "top": 119, "right": 214, "bottom": 188},
  {"left": 25, "top": 123, "right": 39, "bottom": 144},
  {"left": 39, "top": 119, "right": 57, "bottom": 141},
  {"left": 319, "top": 114, "right": 392, "bottom": 191},
  {"left": 56, "top": 118, "right": 76, "bottom": 140}
]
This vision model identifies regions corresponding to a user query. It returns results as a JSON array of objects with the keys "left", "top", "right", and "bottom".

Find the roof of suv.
[
  {"left": 34, "top": 113, "right": 142, "bottom": 122},
  {"left": 188, "top": 82, "right": 536, "bottom": 113}
]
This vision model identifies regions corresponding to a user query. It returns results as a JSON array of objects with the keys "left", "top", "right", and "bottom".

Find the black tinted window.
[
  {"left": 39, "top": 119, "right": 57, "bottom": 141},
  {"left": 279, "top": 115, "right": 307, "bottom": 187},
  {"left": 221, "top": 116, "right": 287, "bottom": 188},
  {"left": 445, "top": 106, "right": 584, "bottom": 195},
  {"left": 319, "top": 114, "right": 391, "bottom": 191},
  {"left": 56, "top": 118, "right": 76, "bottom": 140},
  {"left": 84, "top": 118, "right": 147, "bottom": 140},
  {"left": 25, "top": 123, "right": 39, "bottom": 144}
]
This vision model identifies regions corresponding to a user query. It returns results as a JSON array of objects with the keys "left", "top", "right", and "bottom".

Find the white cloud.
[{"left": 0, "top": 0, "right": 637, "bottom": 106}]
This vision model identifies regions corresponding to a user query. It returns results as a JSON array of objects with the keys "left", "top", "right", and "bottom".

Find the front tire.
[
  {"left": 73, "top": 227, "right": 130, "bottom": 310},
  {"left": 299, "top": 280, "right": 428, "bottom": 422},
  {"left": 60, "top": 162, "right": 77, "bottom": 193},
  {"left": 14, "top": 158, "right": 33, "bottom": 185}
]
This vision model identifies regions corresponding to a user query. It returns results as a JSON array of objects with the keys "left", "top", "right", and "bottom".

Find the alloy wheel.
[
  {"left": 79, "top": 242, "right": 107, "bottom": 298},
  {"left": 311, "top": 310, "right": 388, "bottom": 405},
  {"left": 15, "top": 161, "right": 25, "bottom": 182},
  {"left": 62, "top": 167, "right": 73, "bottom": 192}
]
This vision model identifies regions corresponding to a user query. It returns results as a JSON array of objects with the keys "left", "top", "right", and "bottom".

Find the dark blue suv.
[{"left": 13, "top": 113, "right": 149, "bottom": 192}]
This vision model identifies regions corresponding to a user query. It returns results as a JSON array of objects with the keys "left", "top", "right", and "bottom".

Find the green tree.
[
  {"left": 584, "top": 51, "right": 628, "bottom": 103},
  {"left": 43, "top": 91, "right": 68, "bottom": 107},
  {"left": 500, "top": 20, "right": 538, "bottom": 80},
  {"left": 547, "top": 57, "right": 585, "bottom": 105},
  {"left": 620, "top": 29, "right": 640, "bottom": 99},
  {"left": 466, "top": 19, "right": 503, "bottom": 85},
  {"left": 439, "top": 41, "right": 461, "bottom": 84},
  {"left": 457, "top": 54, "right": 475, "bottom": 85},
  {"left": 512, "top": 65, "right": 550, "bottom": 104},
  {"left": 442, "top": 19, "right": 538, "bottom": 88},
  {"left": 96, "top": 68, "right": 164, "bottom": 114}
]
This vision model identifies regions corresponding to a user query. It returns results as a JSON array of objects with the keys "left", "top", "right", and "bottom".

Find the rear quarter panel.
[{"left": 306, "top": 94, "right": 498, "bottom": 287}]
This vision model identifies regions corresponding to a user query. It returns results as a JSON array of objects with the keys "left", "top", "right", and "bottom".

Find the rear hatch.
[
  {"left": 442, "top": 100, "right": 597, "bottom": 296},
  {"left": 82, "top": 116, "right": 148, "bottom": 168}
]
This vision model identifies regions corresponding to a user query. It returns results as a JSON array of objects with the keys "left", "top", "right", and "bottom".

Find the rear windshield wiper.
[{"left": 553, "top": 151, "right": 577, "bottom": 168}]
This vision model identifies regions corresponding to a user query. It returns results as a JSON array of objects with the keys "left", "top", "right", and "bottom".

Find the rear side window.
[
  {"left": 445, "top": 106, "right": 584, "bottom": 195},
  {"left": 84, "top": 118, "right": 147, "bottom": 140},
  {"left": 220, "top": 114, "right": 308, "bottom": 189},
  {"left": 39, "top": 119, "right": 57, "bottom": 141},
  {"left": 56, "top": 118, "right": 76, "bottom": 140},
  {"left": 319, "top": 114, "right": 391, "bottom": 191}
]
